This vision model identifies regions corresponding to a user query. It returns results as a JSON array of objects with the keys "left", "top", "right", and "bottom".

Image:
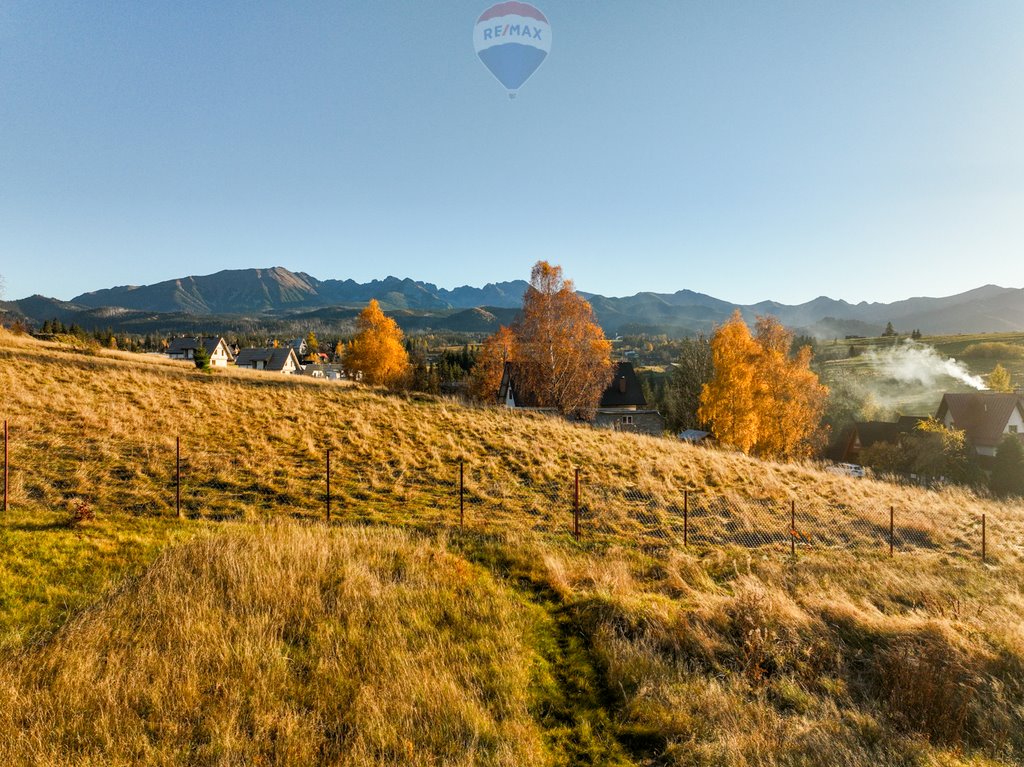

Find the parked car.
[{"left": 829, "top": 463, "right": 866, "bottom": 478}]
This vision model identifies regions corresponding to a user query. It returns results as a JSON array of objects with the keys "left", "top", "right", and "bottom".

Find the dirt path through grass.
[{"left": 457, "top": 533, "right": 654, "bottom": 767}]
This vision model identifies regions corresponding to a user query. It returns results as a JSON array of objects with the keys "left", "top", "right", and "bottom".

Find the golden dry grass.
[
  {"left": 0, "top": 523, "right": 548, "bottom": 767},
  {"left": 492, "top": 535, "right": 1024, "bottom": 766},
  {"left": 4, "top": 329, "right": 1024, "bottom": 766},
  {"left": 1, "top": 329, "right": 1019, "bottom": 556}
]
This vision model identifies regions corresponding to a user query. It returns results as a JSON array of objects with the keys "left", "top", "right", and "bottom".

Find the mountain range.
[{"left": 2, "top": 267, "right": 1023, "bottom": 338}]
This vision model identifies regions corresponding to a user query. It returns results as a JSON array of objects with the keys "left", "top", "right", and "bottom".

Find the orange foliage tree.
[
  {"left": 698, "top": 311, "right": 760, "bottom": 453},
  {"left": 512, "top": 262, "right": 612, "bottom": 416},
  {"left": 343, "top": 299, "right": 410, "bottom": 387},
  {"left": 699, "top": 311, "right": 828, "bottom": 459},
  {"left": 468, "top": 325, "right": 517, "bottom": 402},
  {"left": 752, "top": 316, "right": 829, "bottom": 459}
]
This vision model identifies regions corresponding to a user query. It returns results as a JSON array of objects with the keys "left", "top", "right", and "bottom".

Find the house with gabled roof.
[
  {"left": 234, "top": 347, "right": 300, "bottom": 374},
  {"left": 166, "top": 337, "right": 234, "bottom": 368},
  {"left": 592, "top": 362, "right": 665, "bottom": 435},
  {"left": 831, "top": 415, "right": 927, "bottom": 464},
  {"left": 497, "top": 363, "right": 551, "bottom": 412},
  {"left": 498, "top": 361, "right": 665, "bottom": 436},
  {"left": 936, "top": 392, "right": 1024, "bottom": 461}
]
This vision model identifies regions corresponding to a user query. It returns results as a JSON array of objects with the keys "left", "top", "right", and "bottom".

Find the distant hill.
[{"left": 2, "top": 266, "right": 1022, "bottom": 337}]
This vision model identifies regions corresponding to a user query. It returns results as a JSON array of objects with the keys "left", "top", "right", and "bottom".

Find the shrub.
[
  {"left": 990, "top": 435, "right": 1024, "bottom": 497},
  {"left": 960, "top": 342, "right": 1024, "bottom": 360}
]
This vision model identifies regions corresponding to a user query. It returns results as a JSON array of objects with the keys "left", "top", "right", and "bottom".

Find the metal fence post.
[
  {"left": 3, "top": 419, "right": 8, "bottom": 513},
  {"left": 790, "top": 500, "right": 796, "bottom": 556},
  {"left": 683, "top": 489, "right": 688, "bottom": 547},
  {"left": 573, "top": 468, "right": 580, "bottom": 542},
  {"left": 326, "top": 448, "right": 332, "bottom": 522},
  {"left": 175, "top": 436, "right": 181, "bottom": 518},
  {"left": 889, "top": 506, "right": 894, "bottom": 557},
  {"left": 982, "top": 513, "right": 986, "bottom": 562},
  {"left": 459, "top": 460, "right": 464, "bottom": 529}
]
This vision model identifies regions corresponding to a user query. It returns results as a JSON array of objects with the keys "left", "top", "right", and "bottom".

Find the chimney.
[{"left": 618, "top": 376, "right": 627, "bottom": 394}]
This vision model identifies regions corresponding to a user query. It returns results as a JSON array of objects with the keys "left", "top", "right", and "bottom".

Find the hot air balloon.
[{"left": 473, "top": 2, "right": 551, "bottom": 98}]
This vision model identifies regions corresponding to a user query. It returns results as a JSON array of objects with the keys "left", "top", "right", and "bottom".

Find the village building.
[
  {"left": 936, "top": 392, "right": 1024, "bottom": 463},
  {"left": 299, "top": 363, "right": 345, "bottom": 381},
  {"left": 166, "top": 337, "right": 234, "bottom": 367},
  {"left": 592, "top": 362, "right": 665, "bottom": 435},
  {"left": 498, "top": 361, "right": 665, "bottom": 436},
  {"left": 832, "top": 416, "right": 926, "bottom": 464},
  {"left": 234, "top": 347, "right": 301, "bottom": 374}
]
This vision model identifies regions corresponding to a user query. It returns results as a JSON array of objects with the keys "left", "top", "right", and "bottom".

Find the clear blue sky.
[{"left": 1, "top": 1, "right": 1022, "bottom": 304}]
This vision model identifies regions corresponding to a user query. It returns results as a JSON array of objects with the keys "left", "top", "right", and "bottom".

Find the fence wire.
[{"left": 0, "top": 416, "right": 1012, "bottom": 562}]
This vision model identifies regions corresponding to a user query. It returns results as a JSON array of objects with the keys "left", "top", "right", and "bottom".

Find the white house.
[
  {"left": 234, "top": 347, "right": 300, "bottom": 374},
  {"left": 936, "top": 392, "right": 1024, "bottom": 460},
  {"left": 166, "top": 337, "right": 234, "bottom": 368}
]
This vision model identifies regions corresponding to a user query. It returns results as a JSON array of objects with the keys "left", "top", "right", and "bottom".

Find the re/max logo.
[{"left": 482, "top": 24, "right": 544, "bottom": 41}]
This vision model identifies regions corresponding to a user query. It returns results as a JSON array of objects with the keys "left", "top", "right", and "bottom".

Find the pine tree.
[
  {"left": 991, "top": 435, "right": 1024, "bottom": 497},
  {"left": 193, "top": 341, "right": 210, "bottom": 370}
]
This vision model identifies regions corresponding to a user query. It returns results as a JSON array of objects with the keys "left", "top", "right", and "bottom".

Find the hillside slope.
[{"left": 2, "top": 330, "right": 1024, "bottom": 766}]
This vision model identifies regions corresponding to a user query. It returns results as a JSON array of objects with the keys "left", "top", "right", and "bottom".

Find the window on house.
[
  {"left": 621, "top": 415, "right": 634, "bottom": 425},
  {"left": 1010, "top": 425, "right": 1019, "bottom": 434}
]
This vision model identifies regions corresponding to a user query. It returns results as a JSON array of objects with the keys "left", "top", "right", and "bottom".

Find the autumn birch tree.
[
  {"left": 698, "top": 311, "right": 760, "bottom": 453},
  {"left": 753, "top": 316, "right": 829, "bottom": 459},
  {"left": 699, "top": 311, "right": 828, "bottom": 459},
  {"left": 343, "top": 299, "right": 410, "bottom": 387},
  {"left": 512, "top": 262, "right": 612, "bottom": 416}
]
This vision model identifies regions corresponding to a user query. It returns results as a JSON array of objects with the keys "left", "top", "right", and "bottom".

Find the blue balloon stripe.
[{"left": 477, "top": 43, "right": 548, "bottom": 91}]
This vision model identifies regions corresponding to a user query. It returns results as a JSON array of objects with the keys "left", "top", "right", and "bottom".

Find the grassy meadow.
[
  {"left": 3, "top": 328, "right": 1024, "bottom": 765},
  {"left": 818, "top": 332, "right": 1024, "bottom": 418}
]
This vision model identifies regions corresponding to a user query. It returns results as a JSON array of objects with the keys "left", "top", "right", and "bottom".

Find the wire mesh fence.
[{"left": 0, "top": 417, "right": 1012, "bottom": 562}]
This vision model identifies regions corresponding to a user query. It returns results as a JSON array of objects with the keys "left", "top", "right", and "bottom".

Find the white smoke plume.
[{"left": 864, "top": 341, "right": 988, "bottom": 391}]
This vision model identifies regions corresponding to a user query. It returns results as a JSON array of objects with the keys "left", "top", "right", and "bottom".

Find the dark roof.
[
  {"left": 599, "top": 362, "right": 647, "bottom": 408},
  {"left": 499, "top": 360, "right": 648, "bottom": 410},
  {"left": 829, "top": 417, "right": 927, "bottom": 462},
  {"left": 497, "top": 362, "right": 542, "bottom": 407},
  {"left": 167, "top": 337, "right": 230, "bottom": 359},
  {"left": 855, "top": 421, "right": 905, "bottom": 450},
  {"left": 897, "top": 415, "right": 928, "bottom": 429},
  {"left": 167, "top": 337, "right": 199, "bottom": 354},
  {"left": 235, "top": 347, "right": 298, "bottom": 371},
  {"left": 936, "top": 392, "right": 1024, "bottom": 447}
]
